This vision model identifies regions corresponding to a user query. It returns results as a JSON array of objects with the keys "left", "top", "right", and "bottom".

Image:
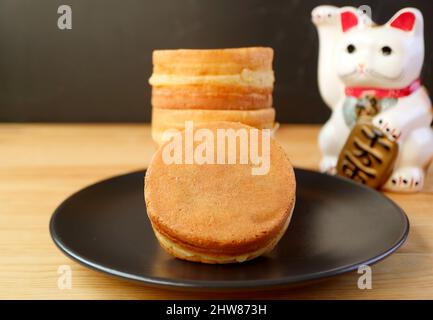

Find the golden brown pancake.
[
  {"left": 144, "top": 122, "right": 296, "bottom": 264},
  {"left": 151, "top": 47, "right": 274, "bottom": 76},
  {"left": 148, "top": 47, "right": 276, "bottom": 147},
  {"left": 149, "top": 47, "right": 274, "bottom": 112}
]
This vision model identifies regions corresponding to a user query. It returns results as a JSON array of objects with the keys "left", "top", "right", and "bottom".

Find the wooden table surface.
[{"left": 1, "top": 123, "right": 432, "bottom": 299}]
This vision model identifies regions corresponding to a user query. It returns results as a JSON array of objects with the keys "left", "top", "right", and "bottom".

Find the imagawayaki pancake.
[{"left": 144, "top": 122, "right": 296, "bottom": 264}]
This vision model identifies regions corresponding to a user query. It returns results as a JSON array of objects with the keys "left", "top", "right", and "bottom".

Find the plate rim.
[{"left": 49, "top": 168, "right": 410, "bottom": 289}]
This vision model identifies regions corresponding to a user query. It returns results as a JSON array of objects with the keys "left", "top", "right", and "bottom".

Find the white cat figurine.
[{"left": 312, "top": 6, "right": 433, "bottom": 192}]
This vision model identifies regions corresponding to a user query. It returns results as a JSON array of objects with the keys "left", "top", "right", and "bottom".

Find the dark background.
[{"left": 0, "top": 0, "right": 432, "bottom": 123}]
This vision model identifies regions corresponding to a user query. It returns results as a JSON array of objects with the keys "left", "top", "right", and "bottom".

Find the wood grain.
[{"left": 1, "top": 124, "right": 432, "bottom": 299}]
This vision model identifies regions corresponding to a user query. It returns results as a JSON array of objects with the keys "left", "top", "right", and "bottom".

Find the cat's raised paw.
[
  {"left": 383, "top": 167, "right": 424, "bottom": 192},
  {"left": 311, "top": 6, "right": 340, "bottom": 26},
  {"left": 372, "top": 116, "right": 402, "bottom": 141}
]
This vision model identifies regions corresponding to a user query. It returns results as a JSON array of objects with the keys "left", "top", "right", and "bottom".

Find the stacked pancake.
[
  {"left": 149, "top": 47, "right": 276, "bottom": 145},
  {"left": 145, "top": 122, "right": 296, "bottom": 264}
]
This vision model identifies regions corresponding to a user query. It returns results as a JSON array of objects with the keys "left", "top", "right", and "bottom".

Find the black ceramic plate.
[{"left": 50, "top": 168, "right": 409, "bottom": 289}]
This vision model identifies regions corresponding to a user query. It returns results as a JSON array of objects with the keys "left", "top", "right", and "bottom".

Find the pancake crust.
[
  {"left": 152, "top": 47, "right": 273, "bottom": 75},
  {"left": 151, "top": 85, "right": 272, "bottom": 110},
  {"left": 145, "top": 122, "right": 296, "bottom": 263},
  {"left": 152, "top": 207, "right": 293, "bottom": 264}
]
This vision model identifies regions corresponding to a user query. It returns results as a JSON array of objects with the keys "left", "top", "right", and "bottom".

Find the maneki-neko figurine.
[{"left": 312, "top": 6, "right": 433, "bottom": 192}]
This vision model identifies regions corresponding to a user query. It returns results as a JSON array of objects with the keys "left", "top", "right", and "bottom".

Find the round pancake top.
[
  {"left": 152, "top": 47, "right": 273, "bottom": 75},
  {"left": 145, "top": 122, "right": 296, "bottom": 254}
]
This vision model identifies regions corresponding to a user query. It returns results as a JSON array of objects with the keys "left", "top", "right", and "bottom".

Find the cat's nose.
[{"left": 358, "top": 63, "right": 365, "bottom": 72}]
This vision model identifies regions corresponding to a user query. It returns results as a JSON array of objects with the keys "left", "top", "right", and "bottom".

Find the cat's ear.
[
  {"left": 387, "top": 8, "right": 423, "bottom": 34},
  {"left": 340, "top": 9, "right": 359, "bottom": 32}
]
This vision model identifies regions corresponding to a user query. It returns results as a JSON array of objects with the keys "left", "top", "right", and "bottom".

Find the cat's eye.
[
  {"left": 346, "top": 44, "right": 356, "bottom": 54},
  {"left": 381, "top": 46, "right": 392, "bottom": 56}
]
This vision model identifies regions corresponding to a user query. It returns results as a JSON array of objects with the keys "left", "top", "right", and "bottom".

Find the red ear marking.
[
  {"left": 390, "top": 11, "right": 416, "bottom": 31},
  {"left": 341, "top": 11, "right": 358, "bottom": 32}
]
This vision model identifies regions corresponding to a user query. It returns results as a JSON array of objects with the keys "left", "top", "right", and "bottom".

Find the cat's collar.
[{"left": 345, "top": 78, "right": 421, "bottom": 99}]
